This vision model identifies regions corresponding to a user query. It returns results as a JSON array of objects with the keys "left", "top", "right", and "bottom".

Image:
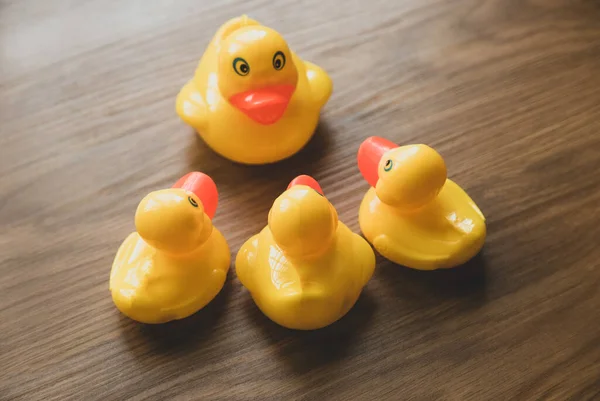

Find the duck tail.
[{"left": 214, "top": 15, "right": 261, "bottom": 46}]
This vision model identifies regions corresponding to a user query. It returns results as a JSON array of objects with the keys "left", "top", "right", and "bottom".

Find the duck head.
[
  {"left": 358, "top": 137, "right": 447, "bottom": 210},
  {"left": 268, "top": 175, "right": 338, "bottom": 259},
  {"left": 218, "top": 22, "right": 298, "bottom": 125},
  {"left": 135, "top": 172, "right": 219, "bottom": 255}
]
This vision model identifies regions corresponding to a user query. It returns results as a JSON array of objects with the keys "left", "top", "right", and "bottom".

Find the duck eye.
[
  {"left": 188, "top": 196, "right": 198, "bottom": 207},
  {"left": 272, "top": 51, "right": 286, "bottom": 70},
  {"left": 233, "top": 57, "right": 250, "bottom": 76},
  {"left": 384, "top": 159, "right": 393, "bottom": 172}
]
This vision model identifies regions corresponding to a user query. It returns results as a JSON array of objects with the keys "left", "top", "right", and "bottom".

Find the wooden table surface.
[{"left": 1, "top": 0, "right": 599, "bottom": 400}]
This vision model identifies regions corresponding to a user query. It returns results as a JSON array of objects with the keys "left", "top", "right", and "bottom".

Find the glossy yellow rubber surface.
[
  {"left": 236, "top": 182, "right": 375, "bottom": 330},
  {"left": 176, "top": 15, "right": 333, "bottom": 164},
  {"left": 110, "top": 188, "right": 230, "bottom": 324},
  {"left": 359, "top": 144, "right": 486, "bottom": 270}
]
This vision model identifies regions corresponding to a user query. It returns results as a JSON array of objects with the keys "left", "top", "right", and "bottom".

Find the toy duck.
[
  {"left": 109, "top": 172, "right": 230, "bottom": 324},
  {"left": 236, "top": 175, "right": 375, "bottom": 330},
  {"left": 357, "top": 137, "right": 486, "bottom": 270},
  {"left": 176, "top": 15, "right": 333, "bottom": 165}
]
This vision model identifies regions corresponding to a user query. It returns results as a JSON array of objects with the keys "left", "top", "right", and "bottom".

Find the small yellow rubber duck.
[
  {"left": 236, "top": 175, "right": 375, "bottom": 330},
  {"left": 176, "top": 15, "right": 333, "bottom": 164},
  {"left": 110, "top": 172, "right": 230, "bottom": 324},
  {"left": 358, "top": 137, "right": 486, "bottom": 270}
]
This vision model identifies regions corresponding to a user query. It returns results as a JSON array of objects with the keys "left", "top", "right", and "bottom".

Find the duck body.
[
  {"left": 237, "top": 223, "right": 374, "bottom": 330},
  {"left": 236, "top": 176, "right": 375, "bottom": 330},
  {"left": 110, "top": 228, "right": 230, "bottom": 324},
  {"left": 357, "top": 137, "right": 486, "bottom": 270},
  {"left": 109, "top": 172, "right": 230, "bottom": 324},
  {"left": 176, "top": 16, "right": 332, "bottom": 164},
  {"left": 359, "top": 180, "right": 486, "bottom": 270}
]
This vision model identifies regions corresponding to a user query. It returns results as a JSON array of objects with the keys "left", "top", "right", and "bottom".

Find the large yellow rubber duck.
[
  {"left": 176, "top": 15, "right": 333, "bottom": 164},
  {"left": 236, "top": 175, "right": 375, "bottom": 330},
  {"left": 110, "top": 172, "right": 230, "bottom": 324},
  {"left": 357, "top": 137, "right": 486, "bottom": 270}
]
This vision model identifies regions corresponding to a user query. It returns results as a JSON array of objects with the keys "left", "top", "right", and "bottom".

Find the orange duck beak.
[
  {"left": 357, "top": 136, "right": 399, "bottom": 187},
  {"left": 287, "top": 175, "right": 324, "bottom": 196},
  {"left": 172, "top": 172, "right": 219, "bottom": 219},
  {"left": 229, "top": 84, "right": 295, "bottom": 125}
]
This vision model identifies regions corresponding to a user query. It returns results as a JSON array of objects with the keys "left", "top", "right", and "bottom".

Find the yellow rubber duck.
[
  {"left": 176, "top": 15, "right": 333, "bottom": 165},
  {"left": 357, "top": 137, "right": 486, "bottom": 270},
  {"left": 109, "top": 172, "right": 230, "bottom": 324},
  {"left": 236, "top": 175, "right": 375, "bottom": 330}
]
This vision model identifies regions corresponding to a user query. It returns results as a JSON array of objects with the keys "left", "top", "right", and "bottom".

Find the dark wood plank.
[{"left": 1, "top": 0, "right": 599, "bottom": 399}]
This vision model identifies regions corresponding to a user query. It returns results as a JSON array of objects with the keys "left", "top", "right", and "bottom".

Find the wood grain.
[{"left": 1, "top": 0, "right": 600, "bottom": 399}]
